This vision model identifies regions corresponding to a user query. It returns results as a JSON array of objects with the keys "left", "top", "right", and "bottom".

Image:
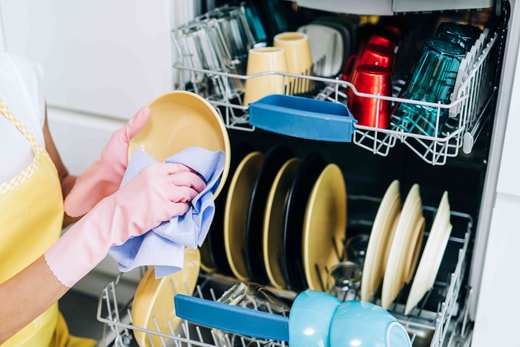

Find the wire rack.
[
  {"left": 96, "top": 197, "right": 474, "bottom": 347},
  {"left": 171, "top": 26, "right": 499, "bottom": 166}
]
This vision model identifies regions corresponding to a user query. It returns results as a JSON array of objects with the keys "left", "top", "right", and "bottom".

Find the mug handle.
[{"left": 342, "top": 54, "right": 359, "bottom": 82}]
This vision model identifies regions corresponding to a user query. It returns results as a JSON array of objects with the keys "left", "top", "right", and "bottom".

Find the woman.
[{"left": 0, "top": 52, "right": 206, "bottom": 346}]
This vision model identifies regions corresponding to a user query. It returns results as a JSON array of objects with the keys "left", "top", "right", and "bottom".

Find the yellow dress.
[{"left": 0, "top": 99, "right": 96, "bottom": 347}]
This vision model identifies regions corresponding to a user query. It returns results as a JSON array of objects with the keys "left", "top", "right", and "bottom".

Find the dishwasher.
[{"left": 95, "top": 0, "right": 515, "bottom": 346}]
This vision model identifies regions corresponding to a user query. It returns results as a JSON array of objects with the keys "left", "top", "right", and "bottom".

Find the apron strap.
[{"left": 0, "top": 98, "right": 47, "bottom": 194}]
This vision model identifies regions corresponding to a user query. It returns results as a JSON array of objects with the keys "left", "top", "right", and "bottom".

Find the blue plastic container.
[{"left": 248, "top": 94, "right": 356, "bottom": 142}]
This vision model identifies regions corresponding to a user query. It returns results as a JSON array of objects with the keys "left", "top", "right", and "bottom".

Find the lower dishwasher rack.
[{"left": 96, "top": 201, "right": 474, "bottom": 347}]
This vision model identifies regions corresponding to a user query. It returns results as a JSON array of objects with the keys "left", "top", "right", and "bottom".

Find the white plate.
[
  {"left": 298, "top": 23, "right": 345, "bottom": 77},
  {"left": 381, "top": 184, "right": 425, "bottom": 309},
  {"left": 405, "top": 191, "right": 452, "bottom": 314},
  {"left": 361, "top": 180, "right": 401, "bottom": 302}
]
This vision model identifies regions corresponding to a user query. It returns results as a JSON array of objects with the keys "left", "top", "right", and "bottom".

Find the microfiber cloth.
[{"left": 109, "top": 146, "right": 225, "bottom": 278}]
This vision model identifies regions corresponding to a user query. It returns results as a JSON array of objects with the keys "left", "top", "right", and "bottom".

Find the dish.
[
  {"left": 303, "top": 163, "right": 347, "bottom": 291},
  {"left": 283, "top": 152, "right": 327, "bottom": 292},
  {"left": 224, "top": 151, "right": 265, "bottom": 282},
  {"left": 208, "top": 142, "right": 255, "bottom": 276},
  {"left": 405, "top": 191, "right": 452, "bottom": 314},
  {"left": 263, "top": 157, "right": 301, "bottom": 289},
  {"left": 128, "top": 90, "right": 231, "bottom": 199},
  {"left": 199, "top": 240, "right": 217, "bottom": 273},
  {"left": 246, "top": 144, "right": 293, "bottom": 284},
  {"left": 297, "top": 23, "right": 345, "bottom": 78},
  {"left": 361, "top": 180, "right": 401, "bottom": 302},
  {"left": 132, "top": 247, "right": 200, "bottom": 347},
  {"left": 381, "top": 184, "right": 425, "bottom": 309}
]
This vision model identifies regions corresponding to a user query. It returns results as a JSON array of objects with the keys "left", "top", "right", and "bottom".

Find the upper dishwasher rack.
[{"left": 171, "top": 23, "right": 499, "bottom": 166}]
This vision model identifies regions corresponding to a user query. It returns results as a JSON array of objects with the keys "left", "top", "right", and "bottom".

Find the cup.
[
  {"left": 202, "top": 6, "right": 256, "bottom": 75},
  {"left": 243, "top": 47, "right": 287, "bottom": 105},
  {"left": 435, "top": 21, "right": 482, "bottom": 52},
  {"left": 288, "top": 290, "right": 341, "bottom": 347},
  {"left": 329, "top": 301, "right": 412, "bottom": 347},
  {"left": 173, "top": 20, "right": 244, "bottom": 100},
  {"left": 366, "top": 30, "right": 400, "bottom": 53},
  {"left": 273, "top": 32, "right": 313, "bottom": 95},
  {"left": 393, "top": 38, "right": 465, "bottom": 136},
  {"left": 342, "top": 43, "right": 395, "bottom": 81},
  {"left": 347, "top": 64, "right": 392, "bottom": 128}
]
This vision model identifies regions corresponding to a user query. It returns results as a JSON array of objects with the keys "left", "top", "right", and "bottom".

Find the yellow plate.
[
  {"left": 303, "top": 164, "right": 347, "bottom": 291},
  {"left": 381, "top": 184, "right": 425, "bottom": 309},
  {"left": 405, "top": 191, "right": 452, "bottom": 314},
  {"left": 132, "top": 247, "right": 201, "bottom": 347},
  {"left": 224, "top": 151, "right": 265, "bottom": 282},
  {"left": 263, "top": 157, "right": 301, "bottom": 289},
  {"left": 128, "top": 90, "right": 231, "bottom": 199},
  {"left": 361, "top": 180, "right": 401, "bottom": 302},
  {"left": 199, "top": 239, "right": 217, "bottom": 273}
]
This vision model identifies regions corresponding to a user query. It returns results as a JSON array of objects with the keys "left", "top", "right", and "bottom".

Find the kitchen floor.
[{"left": 59, "top": 289, "right": 104, "bottom": 343}]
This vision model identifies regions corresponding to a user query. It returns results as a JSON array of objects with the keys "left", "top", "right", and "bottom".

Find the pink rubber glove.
[
  {"left": 45, "top": 162, "right": 206, "bottom": 288},
  {"left": 64, "top": 106, "right": 151, "bottom": 217}
]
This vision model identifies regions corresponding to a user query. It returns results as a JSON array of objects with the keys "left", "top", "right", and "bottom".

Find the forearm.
[{"left": 0, "top": 256, "right": 68, "bottom": 343}]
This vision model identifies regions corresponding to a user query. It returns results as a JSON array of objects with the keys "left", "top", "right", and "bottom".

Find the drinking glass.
[{"left": 393, "top": 39, "right": 465, "bottom": 136}]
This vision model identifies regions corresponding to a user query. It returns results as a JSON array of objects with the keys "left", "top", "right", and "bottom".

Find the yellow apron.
[{"left": 0, "top": 99, "right": 96, "bottom": 347}]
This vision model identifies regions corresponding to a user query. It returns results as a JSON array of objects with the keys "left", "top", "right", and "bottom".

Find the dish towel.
[{"left": 109, "top": 146, "right": 225, "bottom": 278}]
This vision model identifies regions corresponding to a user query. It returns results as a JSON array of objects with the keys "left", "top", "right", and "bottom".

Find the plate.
[
  {"left": 224, "top": 151, "right": 265, "bottom": 282},
  {"left": 246, "top": 144, "right": 293, "bottom": 284},
  {"left": 132, "top": 247, "right": 200, "bottom": 347},
  {"left": 283, "top": 153, "right": 327, "bottom": 292},
  {"left": 303, "top": 163, "right": 347, "bottom": 291},
  {"left": 128, "top": 90, "right": 231, "bottom": 199},
  {"left": 263, "top": 157, "right": 301, "bottom": 289},
  {"left": 199, "top": 240, "right": 217, "bottom": 273},
  {"left": 381, "top": 184, "right": 426, "bottom": 309},
  {"left": 405, "top": 191, "right": 452, "bottom": 314},
  {"left": 208, "top": 142, "right": 255, "bottom": 276},
  {"left": 361, "top": 180, "right": 401, "bottom": 302},
  {"left": 298, "top": 23, "right": 345, "bottom": 78}
]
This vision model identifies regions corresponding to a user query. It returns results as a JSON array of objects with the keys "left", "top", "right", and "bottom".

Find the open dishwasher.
[{"left": 95, "top": 0, "right": 514, "bottom": 346}]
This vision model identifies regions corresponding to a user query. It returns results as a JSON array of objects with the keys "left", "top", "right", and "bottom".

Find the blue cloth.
[{"left": 109, "top": 147, "right": 225, "bottom": 278}]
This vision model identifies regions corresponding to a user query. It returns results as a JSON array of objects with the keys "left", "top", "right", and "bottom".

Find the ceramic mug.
[
  {"left": 347, "top": 64, "right": 392, "bottom": 128},
  {"left": 273, "top": 31, "right": 313, "bottom": 95},
  {"left": 243, "top": 46, "right": 288, "bottom": 105},
  {"left": 342, "top": 43, "right": 395, "bottom": 81}
]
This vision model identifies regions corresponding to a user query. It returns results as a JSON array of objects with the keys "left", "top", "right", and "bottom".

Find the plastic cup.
[
  {"left": 274, "top": 32, "right": 313, "bottom": 95},
  {"left": 329, "top": 300, "right": 412, "bottom": 347},
  {"left": 243, "top": 47, "right": 287, "bottom": 105},
  {"left": 288, "top": 290, "right": 341, "bottom": 347}
]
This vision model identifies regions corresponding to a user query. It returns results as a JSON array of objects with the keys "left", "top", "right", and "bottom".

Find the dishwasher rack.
[
  {"left": 96, "top": 199, "right": 474, "bottom": 347},
  {"left": 171, "top": 24, "right": 499, "bottom": 166}
]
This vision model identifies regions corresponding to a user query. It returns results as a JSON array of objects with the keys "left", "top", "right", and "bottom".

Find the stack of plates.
[
  {"left": 222, "top": 144, "right": 348, "bottom": 293},
  {"left": 360, "top": 181, "right": 452, "bottom": 313},
  {"left": 405, "top": 191, "right": 452, "bottom": 314}
]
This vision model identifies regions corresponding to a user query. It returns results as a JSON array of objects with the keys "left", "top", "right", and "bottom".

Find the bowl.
[
  {"left": 329, "top": 300, "right": 411, "bottom": 347},
  {"left": 128, "top": 90, "right": 231, "bottom": 199},
  {"left": 289, "top": 290, "right": 341, "bottom": 347}
]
